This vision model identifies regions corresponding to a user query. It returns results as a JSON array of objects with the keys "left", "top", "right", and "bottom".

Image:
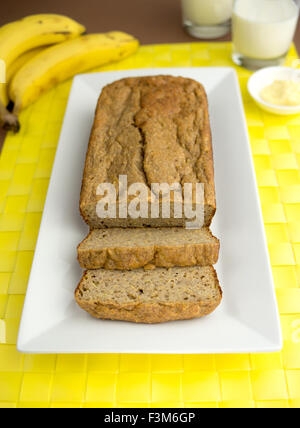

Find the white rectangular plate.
[{"left": 18, "top": 68, "right": 282, "bottom": 354}]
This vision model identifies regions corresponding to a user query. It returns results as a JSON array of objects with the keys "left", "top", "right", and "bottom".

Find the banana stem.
[{"left": 0, "top": 101, "right": 20, "bottom": 132}]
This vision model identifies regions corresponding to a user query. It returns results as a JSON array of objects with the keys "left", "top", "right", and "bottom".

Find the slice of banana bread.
[
  {"left": 78, "top": 227, "right": 220, "bottom": 270},
  {"left": 75, "top": 266, "right": 222, "bottom": 323}
]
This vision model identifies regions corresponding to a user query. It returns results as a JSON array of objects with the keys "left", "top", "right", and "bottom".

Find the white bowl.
[{"left": 248, "top": 66, "right": 300, "bottom": 115}]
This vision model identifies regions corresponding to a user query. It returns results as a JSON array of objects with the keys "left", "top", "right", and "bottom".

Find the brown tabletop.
[{"left": 1, "top": 0, "right": 300, "bottom": 148}]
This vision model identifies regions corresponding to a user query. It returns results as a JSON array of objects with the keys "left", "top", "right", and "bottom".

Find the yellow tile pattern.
[{"left": 0, "top": 42, "right": 299, "bottom": 408}]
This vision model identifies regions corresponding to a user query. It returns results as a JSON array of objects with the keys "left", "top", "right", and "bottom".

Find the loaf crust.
[
  {"left": 77, "top": 228, "right": 220, "bottom": 270},
  {"left": 80, "top": 75, "right": 216, "bottom": 228},
  {"left": 74, "top": 300, "right": 222, "bottom": 324},
  {"left": 75, "top": 267, "right": 222, "bottom": 324}
]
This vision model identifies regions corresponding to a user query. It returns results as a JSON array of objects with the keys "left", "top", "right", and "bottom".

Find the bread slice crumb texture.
[
  {"left": 80, "top": 227, "right": 216, "bottom": 249},
  {"left": 77, "top": 266, "right": 219, "bottom": 304}
]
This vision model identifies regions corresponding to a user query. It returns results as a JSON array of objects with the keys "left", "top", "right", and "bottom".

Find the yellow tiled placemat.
[{"left": 0, "top": 42, "right": 300, "bottom": 408}]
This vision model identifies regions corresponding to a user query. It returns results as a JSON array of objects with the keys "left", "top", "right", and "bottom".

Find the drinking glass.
[
  {"left": 232, "top": 0, "right": 300, "bottom": 70},
  {"left": 182, "top": 0, "right": 233, "bottom": 39}
]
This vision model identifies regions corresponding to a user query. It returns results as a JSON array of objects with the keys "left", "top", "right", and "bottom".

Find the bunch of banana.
[
  {"left": 0, "top": 14, "right": 85, "bottom": 131},
  {"left": 0, "top": 14, "right": 139, "bottom": 133},
  {"left": 10, "top": 32, "right": 139, "bottom": 115}
]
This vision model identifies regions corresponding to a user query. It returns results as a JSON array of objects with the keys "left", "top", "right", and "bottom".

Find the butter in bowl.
[{"left": 248, "top": 66, "right": 300, "bottom": 115}]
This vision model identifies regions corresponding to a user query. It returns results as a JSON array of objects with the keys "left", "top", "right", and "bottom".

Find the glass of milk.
[
  {"left": 232, "top": 0, "right": 299, "bottom": 70},
  {"left": 182, "top": 0, "right": 234, "bottom": 39}
]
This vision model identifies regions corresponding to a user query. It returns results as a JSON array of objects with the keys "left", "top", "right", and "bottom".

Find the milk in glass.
[
  {"left": 182, "top": 0, "right": 233, "bottom": 38},
  {"left": 233, "top": 0, "right": 299, "bottom": 69}
]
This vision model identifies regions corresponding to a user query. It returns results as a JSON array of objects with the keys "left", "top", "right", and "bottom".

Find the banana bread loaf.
[{"left": 80, "top": 75, "right": 216, "bottom": 228}]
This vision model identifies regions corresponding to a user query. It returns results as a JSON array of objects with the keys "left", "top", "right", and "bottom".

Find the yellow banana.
[
  {"left": 0, "top": 14, "right": 85, "bottom": 131},
  {"left": 7, "top": 47, "right": 46, "bottom": 85},
  {"left": 1, "top": 47, "right": 46, "bottom": 107},
  {"left": 10, "top": 32, "right": 139, "bottom": 114}
]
